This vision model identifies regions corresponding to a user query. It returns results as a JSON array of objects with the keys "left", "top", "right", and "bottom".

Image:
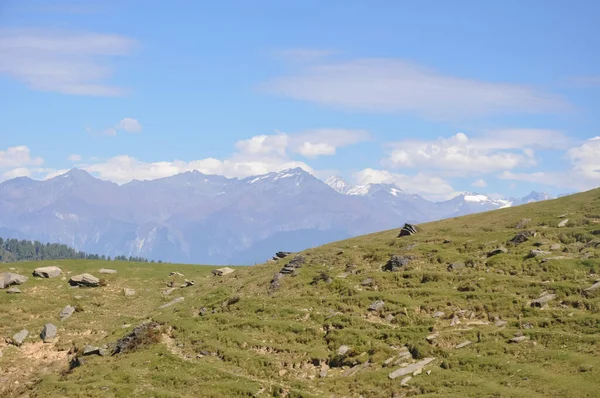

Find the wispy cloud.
[
  {"left": 0, "top": 28, "right": 136, "bottom": 96},
  {"left": 263, "top": 58, "right": 571, "bottom": 119}
]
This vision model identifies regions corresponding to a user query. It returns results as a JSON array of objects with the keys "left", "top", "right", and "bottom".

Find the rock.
[
  {"left": 163, "top": 288, "right": 175, "bottom": 295},
  {"left": 400, "top": 376, "right": 412, "bottom": 386},
  {"left": 123, "top": 288, "right": 136, "bottom": 297},
  {"left": 319, "top": 368, "right": 328, "bottom": 378},
  {"left": 432, "top": 311, "right": 445, "bottom": 318},
  {"left": 211, "top": 267, "right": 234, "bottom": 276},
  {"left": 558, "top": 219, "right": 569, "bottom": 227},
  {"left": 6, "top": 286, "right": 21, "bottom": 294},
  {"left": 592, "top": 230, "right": 600, "bottom": 235},
  {"left": 112, "top": 321, "right": 161, "bottom": 355},
  {"left": 447, "top": 261, "right": 465, "bottom": 271},
  {"left": 199, "top": 307, "right": 208, "bottom": 316},
  {"left": 40, "top": 323, "right": 57, "bottom": 342},
  {"left": 12, "top": 329, "right": 29, "bottom": 346},
  {"left": 69, "top": 273, "right": 100, "bottom": 287},
  {"left": 487, "top": 247, "right": 508, "bottom": 257},
  {"left": 169, "top": 272, "right": 184, "bottom": 277},
  {"left": 510, "top": 231, "right": 536, "bottom": 245},
  {"left": 99, "top": 269, "right": 117, "bottom": 274},
  {"left": 495, "top": 320, "right": 508, "bottom": 327},
  {"left": 583, "top": 281, "right": 600, "bottom": 298},
  {"left": 33, "top": 266, "right": 62, "bottom": 278},
  {"left": 531, "top": 293, "right": 556, "bottom": 307},
  {"left": 0, "top": 272, "right": 28, "bottom": 289},
  {"left": 275, "top": 251, "right": 292, "bottom": 259},
  {"left": 528, "top": 249, "right": 551, "bottom": 258},
  {"left": 384, "top": 255, "right": 410, "bottom": 272},
  {"left": 398, "top": 223, "right": 418, "bottom": 237},
  {"left": 69, "top": 357, "right": 83, "bottom": 370},
  {"left": 389, "top": 358, "right": 435, "bottom": 379},
  {"left": 386, "top": 314, "right": 395, "bottom": 322},
  {"left": 426, "top": 334, "right": 439, "bottom": 343},
  {"left": 338, "top": 345, "right": 351, "bottom": 356},
  {"left": 509, "top": 336, "right": 529, "bottom": 343},
  {"left": 368, "top": 300, "right": 385, "bottom": 312},
  {"left": 342, "top": 361, "right": 370, "bottom": 377},
  {"left": 181, "top": 280, "right": 195, "bottom": 288},
  {"left": 550, "top": 243, "right": 562, "bottom": 251},
  {"left": 158, "top": 297, "right": 184, "bottom": 309},
  {"left": 450, "top": 315, "right": 461, "bottom": 326},
  {"left": 455, "top": 340, "right": 472, "bottom": 349},
  {"left": 60, "top": 305, "right": 76, "bottom": 320},
  {"left": 361, "top": 278, "right": 374, "bottom": 287},
  {"left": 83, "top": 345, "right": 101, "bottom": 356}
]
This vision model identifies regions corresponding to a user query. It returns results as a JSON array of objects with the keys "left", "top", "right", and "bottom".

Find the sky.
[{"left": 0, "top": 0, "right": 599, "bottom": 201}]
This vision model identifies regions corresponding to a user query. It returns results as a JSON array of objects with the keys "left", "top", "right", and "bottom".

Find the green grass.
[{"left": 2, "top": 188, "right": 600, "bottom": 397}]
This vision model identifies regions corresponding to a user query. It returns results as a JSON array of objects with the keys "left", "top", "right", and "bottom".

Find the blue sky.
[{"left": 0, "top": 0, "right": 599, "bottom": 200}]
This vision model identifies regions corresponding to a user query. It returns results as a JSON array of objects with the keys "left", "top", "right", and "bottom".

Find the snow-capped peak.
[
  {"left": 325, "top": 176, "right": 352, "bottom": 194},
  {"left": 460, "top": 192, "right": 512, "bottom": 208},
  {"left": 346, "top": 183, "right": 404, "bottom": 197}
]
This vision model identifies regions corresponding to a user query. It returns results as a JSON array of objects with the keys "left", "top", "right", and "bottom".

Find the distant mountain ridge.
[{"left": 0, "top": 168, "right": 554, "bottom": 264}]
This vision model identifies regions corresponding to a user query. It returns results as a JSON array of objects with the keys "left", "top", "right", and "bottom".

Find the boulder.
[
  {"left": 531, "top": 293, "right": 556, "bottom": 307},
  {"left": 398, "top": 223, "right": 418, "bottom": 237},
  {"left": 99, "top": 269, "right": 117, "bottom": 274},
  {"left": 510, "top": 231, "right": 536, "bottom": 245},
  {"left": 447, "top": 261, "right": 465, "bottom": 271},
  {"left": 432, "top": 311, "right": 445, "bottom": 318},
  {"left": 338, "top": 345, "right": 351, "bottom": 356},
  {"left": 361, "top": 278, "right": 374, "bottom": 287},
  {"left": 60, "top": 305, "right": 76, "bottom": 320},
  {"left": 33, "top": 266, "right": 62, "bottom": 278},
  {"left": 455, "top": 341, "right": 472, "bottom": 349},
  {"left": 550, "top": 243, "right": 562, "bottom": 251},
  {"left": 558, "top": 219, "right": 569, "bottom": 227},
  {"left": 12, "top": 329, "right": 29, "bottom": 346},
  {"left": 383, "top": 255, "right": 410, "bottom": 272},
  {"left": 180, "top": 280, "right": 195, "bottom": 288},
  {"left": 83, "top": 345, "right": 101, "bottom": 356},
  {"left": 368, "top": 300, "right": 385, "bottom": 312},
  {"left": 509, "top": 336, "right": 529, "bottom": 343},
  {"left": 169, "top": 272, "right": 184, "bottom": 277},
  {"left": 528, "top": 249, "right": 551, "bottom": 258},
  {"left": 495, "top": 320, "right": 508, "bottom": 327},
  {"left": 211, "top": 267, "right": 234, "bottom": 276},
  {"left": 275, "top": 251, "right": 292, "bottom": 259},
  {"left": 6, "top": 286, "right": 21, "bottom": 294},
  {"left": 389, "top": 357, "right": 435, "bottom": 379},
  {"left": 123, "top": 288, "right": 136, "bottom": 297},
  {"left": 69, "top": 273, "right": 100, "bottom": 287},
  {"left": 40, "top": 323, "right": 57, "bottom": 342},
  {"left": 583, "top": 281, "right": 600, "bottom": 298},
  {"left": 487, "top": 247, "right": 508, "bottom": 257},
  {"left": 0, "top": 272, "right": 28, "bottom": 289}
]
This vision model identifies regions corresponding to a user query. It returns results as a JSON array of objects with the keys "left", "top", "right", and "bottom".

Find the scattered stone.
[
  {"left": 432, "top": 311, "right": 445, "bottom": 318},
  {"left": 361, "top": 278, "right": 375, "bottom": 287},
  {"left": 447, "top": 261, "right": 465, "bottom": 271},
  {"left": 386, "top": 314, "right": 395, "bottom": 322},
  {"left": 83, "top": 345, "right": 101, "bottom": 356},
  {"left": 523, "top": 322, "right": 534, "bottom": 329},
  {"left": 558, "top": 219, "right": 569, "bottom": 227},
  {"left": 455, "top": 341, "right": 472, "bottom": 349},
  {"left": 199, "top": 307, "right": 208, "bottom": 316},
  {"left": 510, "top": 231, "right": 536, "bottom": 245},
  {"left": 515, "top": 218, "right": 531, "bottom": 229},
  {"left": 443, "top": 239, "right": 452, "bottom": 244},
  {"left": 169, "top": 272, "right": 184, "bottom": 277},
  {"left": 212, "top": 267, "right": 234, "bottom": 276},
  {"left": 398, "top": 223, "right": 418, "bottom": 237},
  {"left": 158, "top": 297, "right": 184, "bottom": 309},
  {"left": 40, "top": 323, "right": 57, "bottom": 343},
  {"left": 531, "top": 293, "right": 556, "bottom": 307},
  {"left": 583, "top": 281, "right": 600, "bottom": 298},
  {"left": 400, "top": 376, "right": 412, "bottom": 386},
  {"left": 0, "top": 272, "right": 28, "bottom": 289},
  {"left": 180, "top": 280, "right": 195, "bottom": 288},
  {"left": 550, "top": 243, "right": 562, "bottom": 251},
  {"left": 12, "top": 329, "right": 29, "bottom": 346},
  {"left": 450, "top": 315, "right": 461, "bottom": 326},
  {"left": 6, "top": 286, "right": 21, "bottom": 294},
  {"left": 389, "top": 357, "right": 435, "bottom": 379},
  {"left": 99, "top": 269, "right": 117, "bottom": 274},
  {"left": 60, "top": 305, "right": 76, "bottom": 320},
  {"left": 342, "top": 361, "right": 370, "bottom": 377},
  {"left": 384, "top": 255, "right": 411, "bottom": 272},
  {"left": 69, "top": 356, "right": 83, "bottom": 370},
  {"left": 495, "top": 320, "right": 508, "bottom": 327},
  {"left": 69, "top": 273, "right": 100, "bottom": 287},
  {"left": 368, "top": 300, "right": 385, "bottom": 312},
  {"left": 426, "top": 334, "right": 439, "bottom": 343},
  {"left": 487, "top": 247, "right": 508, "bottom": 257},
  {"left": 123, "top": 288, "right": 136, "bottom": 297},
  {"left": 528, "top": 249, "right": 552, "bottom": 258},
  {"left": 338, "top": 345, "right": 351, "bottom": 356},
  {"left": 33, "top": 266, "right": 62, "bottom": 278},
  {"left": 509, "top": 336, "right": 529, "bottom": 343}
]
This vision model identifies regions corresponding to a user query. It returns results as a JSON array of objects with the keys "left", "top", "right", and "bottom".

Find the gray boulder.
[
  {"left": 83, "top": 345, "right": 101, "bottom": 356},
  {"left": 398, "top": 223, "right": 418, "bottom": 237},
  {"left": 40, "top": 323, "right": 57, "bottom": 342},
  {"left": 383, "top": 255, "right": 410, "bottom": 272},
  {"left": 0, "top": 272, "right": 28, "bottom": 289},
  {"left": 33, "top": 266, "right": 62, "bottom": 278},
  {"left": 528, "top": 249, "right": 551, "bottom": 258},
  {"left": 368, "top": 300, "right": 385, "bottom": 312},
  {"left": 338, "top": 345, "right": 351, "bottom": 355},
  {"left": 99, "top": 269, "right": 117, "bottom": 274},
  {"left": 558, "top": 219, "right": 569, "bottom": 227},
  {"left": 6, "top": 286, "right": 21, "bottom": 294},
  {"left": 69, "top": 273, "right": 100, "bottom": 287},
  {"left": 60, "top": 304, "right": 76, "bottom": 320},
  {"left": 12, "top": 329, "right": 29, "bottom": 346},
  {"left": 447, "top": 261, "right": 465, "bottom": 271}
]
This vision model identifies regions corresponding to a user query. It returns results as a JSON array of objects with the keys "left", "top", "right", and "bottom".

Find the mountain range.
[{"left": 0, "top": 168, "right": 554, "bottom": 264}]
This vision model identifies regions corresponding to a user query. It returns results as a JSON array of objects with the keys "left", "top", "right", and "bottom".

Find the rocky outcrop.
[
  {"left": 212, "top": 267, "right": 234, "bottom": 276},
  {"left": 69, "top": 273, "right": 100, "bottom": 287},
  {"left": 509, "top": 231, "right": 536, "bottom": 245},
  {"left": 389, "top": 357, "right": 435, "bottom": 379},
  {"left": 398, "top": 223, "right": 417, "bottom": 237}
]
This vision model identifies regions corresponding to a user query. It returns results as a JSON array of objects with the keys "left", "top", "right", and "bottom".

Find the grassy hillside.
[{"left": 1, "top": 188, "right": 600, "bottom": 398}]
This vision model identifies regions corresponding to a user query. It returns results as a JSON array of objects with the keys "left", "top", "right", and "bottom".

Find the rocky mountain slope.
[
  {"left": 1, "top": 187, "right": 599, "bottom": 397},
  {"left": 0, "top": 168, "right": 554, "bottom": 265}
]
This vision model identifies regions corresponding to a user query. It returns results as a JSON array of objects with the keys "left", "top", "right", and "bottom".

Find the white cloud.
[
  {"left": 566, "top": 136, "right": 600, "bottom": 180},
  {"left": 384, "top": 130, "right": 568, "bottom": 176},
  {"left": 472, "top": 179, "right": 487, "bottom": 188},
  {"left": 117, "top": 118, "right": 142, "bottom": 133},
  {"left": 68, "top": 154, "right": 82, "bottom": 161},
  {"left": 0, "top": 28, "right": 135, "bottom": 96},
  {"left": 288, "top": 129, "right": 369, "bottom": 158},
  {"left": 263, "top": 59, "right": 570, "bottom": 119},
  {"left": 0, "top": 146, "right": 44, "bottom": 169},
  {"left": 234, "top": 134, "right": 288, "bottom": 157},
  {"left": 354, "top": 168, "right": 458, "bottom": 201}
]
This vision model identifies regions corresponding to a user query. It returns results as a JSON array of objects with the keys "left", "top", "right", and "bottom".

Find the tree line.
[{"left": 0, "top": 237, "right": 161, "bottom": 263}]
